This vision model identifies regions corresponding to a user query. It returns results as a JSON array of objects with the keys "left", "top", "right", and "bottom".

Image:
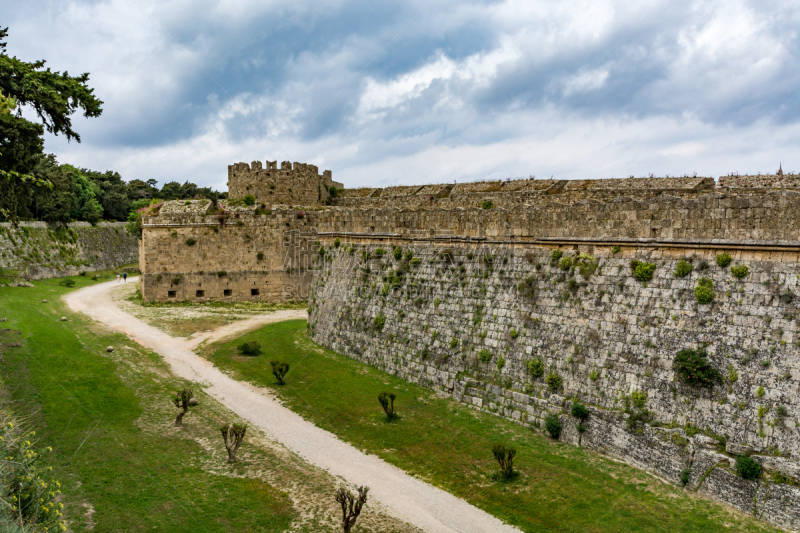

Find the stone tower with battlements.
[{"left": 227, "top": 160, "right": 342, "bottom": 207}]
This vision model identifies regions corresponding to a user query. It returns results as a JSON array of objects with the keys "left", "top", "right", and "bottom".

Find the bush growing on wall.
[
  {"left": 545, "top": 414, "right": 562, "bottom": 439},
  {"left": 673, "top": 348, "right": 722, "bottom": 388},
  {"left": 674, "top": 259, "right": 694, "bottom": 278},
  {"left": 630, "top": 260, "right": 656, "bottom": 283},
  {"left": 716, "top": 252, "right": 732, "bottom": 268},
  {"left": 558, "top": 257, "right": 572, "bottom": 270},
  {"left": 527, "top": 358, "right": 544, "bottom": 378},
  {"left": 735, "top": 456, "right": 762, "bottom": 480},
  {"left": 695, "top": 278, "right": 715, "bottom": 304},
  {"left": 550, "top": 250, "right": 563, "bottom": 264},
  {"left": 372, "top": 314, "right": 386, "bottom": 332},
  {"left": 731, "top": 264, "right": 749, "bottom": 279},
  {"left": 545, "top": 371, "right": 563, "bottom": 391},
  {"left": 478, "top": 349, "right": 492, "bottom": 364}
]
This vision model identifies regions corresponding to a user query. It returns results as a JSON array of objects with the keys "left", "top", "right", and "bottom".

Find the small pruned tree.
[
  {"left": 491, "top": 443, "right": 517, "bottom": 480},
  {"left": 378, "top": 392, "right": 397, "bottom": 421},
  {"left": 270, "top": 360, "right": 289, "bottom": 385},
  {"left": 335, "top": 485, "right": 369, "bottom": 533},
  {"left": 220, "top": 423, "right": 247, "bottom": 463},
  {"left": 173, "top": 388, "right": 194, "bottom": 426}
]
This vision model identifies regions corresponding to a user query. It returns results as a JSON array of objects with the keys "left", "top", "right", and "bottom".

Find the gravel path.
[{"left": 65, "top": 279, "right": 522, "bottom": 533}]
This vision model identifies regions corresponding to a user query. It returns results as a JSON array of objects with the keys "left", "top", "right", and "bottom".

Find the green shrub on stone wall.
[
  {"left": 373, "top": 314, "right": 386, "bottom": 332},
  {"left": 631, "top": 261, "right": 656, "bottom": 283},
  {"left": 630, "top": 390, "right": 648, "bottom": 408},
  {"left": 550, "top": 250, "right": 563, "bottom": 264},
  {"left": 571, "top": 403, "right": 589, "bottom": 420},
  {"left": 558, "top": 257, "right": 572, "bottom": 270},
  {"left": 393, "top": 247, "right": 402, "bottom": 260},
  {"left": 545, "top": 371, "right": 563, "bottom": 391},
  {"left": 496, "top": 357, "right": 506, "bottom": 371},
  {"left": 481, "top": 200, "right": 493, "bottom": 210},
  {"left": 716, "top": 252, "right": 732, "bottom": 268},
  {"left": 185, "top": 238, "right": 197, "bottom": 246},
  {"left": 673, "top": 348, "right": 722, "bottom": 388},
  {"left": 545, "top": 415, "right": 562, "bottom": 439},
  {"left": 695, "top": 278, "right": 715, "bottom": 304},
  {"left": 333, "top": 238, "right": 341, "bottom": 248},
  {"left": 674, "top": 259, "right": 694, "bottom": 278},
  {"left": 527, "top": 358, "right": 544, "bottom": 378},
  {"left": 735, "top": 456, "right": 762, "bottom": 480},
  {"left": 478, "top": 349, "right": 492, "bottom": 364},
  {"left": 731, "top": 264, "right": 749, "bottom": 279}
]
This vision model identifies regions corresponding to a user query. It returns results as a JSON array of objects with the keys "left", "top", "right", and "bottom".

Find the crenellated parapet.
[{"left": 227, "top": 160, "right": 342, "bottom": 207}]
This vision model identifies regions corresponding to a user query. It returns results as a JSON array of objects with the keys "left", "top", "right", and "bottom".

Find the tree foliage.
[
  {"left": 0, "top": 30, "right": 225, "bottom": 224},
  {"left": 0, "top": 27, "right": 102, "bottom": 142}
]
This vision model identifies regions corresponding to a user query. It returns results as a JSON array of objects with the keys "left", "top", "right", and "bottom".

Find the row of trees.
[{"left": 0, "top": 27, "right": 224, "bottom": 225}]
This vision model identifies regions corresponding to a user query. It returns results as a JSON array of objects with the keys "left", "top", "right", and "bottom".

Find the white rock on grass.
[
  {"left": 60, "top": 317, "right": 67, "bottom": 322},
  {"left": 106, "top": 346, "right": 114, "bottom": 353}
]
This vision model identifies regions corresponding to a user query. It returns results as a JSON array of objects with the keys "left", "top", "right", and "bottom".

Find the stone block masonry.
[
  {"left": 309, "top": 242, "right": 800, "bottom": 530},
  {"left": 139, "top": 205, "right": 318, "bottom": 302},
  {"left": 0, "top": 221, "right": 138, "bottom": 279},
  {"left": 139, "top": 162, "right": 800, "bottom": 528}
]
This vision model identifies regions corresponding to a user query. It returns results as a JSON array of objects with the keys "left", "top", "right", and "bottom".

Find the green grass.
[
  {"left": 204, "top": 320, "right": 777, "bottom": 533},
  {"left": 0, "top": 274, "right": 295, "bottom": 532}
]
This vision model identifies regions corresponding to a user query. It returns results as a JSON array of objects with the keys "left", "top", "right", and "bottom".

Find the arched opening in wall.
[
  {"left": 168, "top": 291, "right": 176, "bottom": 298},
  {"left": 651, "top": 228, "right": 658, "bottom": 238},
  {"left": 251, "top": 288, "right": 260, "bottom": 296},
  {"left": 224, "top": 289, "right": 232, "bottom": 296},
  {"left": 196, "top": 290, "right": 205, "bottom": 297}
]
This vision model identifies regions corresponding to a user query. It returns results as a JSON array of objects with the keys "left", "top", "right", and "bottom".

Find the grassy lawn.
[
  {"left": 202, "top": 320, "right": 778, "bottom": 533},
  {"left": 0, "top": 273, "right": 295, "bottom": 532}
]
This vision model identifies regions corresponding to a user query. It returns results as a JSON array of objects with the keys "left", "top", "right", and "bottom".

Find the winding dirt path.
[{"left": 65, "top": 279, "right": 522, "bottom": 533}]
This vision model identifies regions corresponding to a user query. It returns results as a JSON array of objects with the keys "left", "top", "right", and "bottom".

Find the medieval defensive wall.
[{"left": 138, "top": 161, "right": 800, "bottom": 529}]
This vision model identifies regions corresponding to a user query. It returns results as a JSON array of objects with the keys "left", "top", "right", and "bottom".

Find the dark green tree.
[{"left": 0, "top": 27, "right": 103, "bottom": 144}]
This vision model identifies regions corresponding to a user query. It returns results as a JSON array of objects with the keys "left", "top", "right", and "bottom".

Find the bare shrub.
[
  {"left": 220, "top": 423, "right": 247, "bottom": 463},
  {"left": 173, "top": 388, "right": 194, "bottom": 426},
  {"left": 335, "top": 486, "right": 369, "bottom": 533}
]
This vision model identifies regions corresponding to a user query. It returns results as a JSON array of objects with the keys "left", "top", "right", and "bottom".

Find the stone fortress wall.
[
  {"left": 139, "top": 198, "right": 317, "bottom": 302},
  {"left": 139, "top": 161, "right": 800, "bottom": 528},
  {"left": 0, "top": 221, "right": 138, "bottom": 279}
]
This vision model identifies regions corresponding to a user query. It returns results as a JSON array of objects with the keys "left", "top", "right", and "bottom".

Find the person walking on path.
[
  {"left": 116, "top": 274, "right": 120, "bottom": 283},
  {"left": 123, "top": 272, "right": 127, "bottom": 283}
]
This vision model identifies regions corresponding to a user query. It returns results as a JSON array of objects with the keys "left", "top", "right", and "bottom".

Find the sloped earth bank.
[{"left": 66, "top": 279, "right": 522, "bottom": 533}]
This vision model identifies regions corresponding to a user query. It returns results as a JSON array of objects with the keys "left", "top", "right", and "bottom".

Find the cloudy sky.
[{"left": 5, "top": 0, "right": 800, "bottom": 190}]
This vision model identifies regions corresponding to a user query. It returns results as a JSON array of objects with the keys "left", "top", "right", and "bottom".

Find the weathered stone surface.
[
  {"left": 727, "top": 441, "right": 753, "bottom": 456},
  {"left": 0, "top": 222, "right": 137, "bottom": 279}
]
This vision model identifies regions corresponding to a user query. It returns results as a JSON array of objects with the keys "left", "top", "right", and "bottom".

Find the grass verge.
[
  {"left": 0, "top": 275, "right": 296, "bottom": 532},
  {"left": 202, "top": 320, "right": 778, "bottom": 533}
]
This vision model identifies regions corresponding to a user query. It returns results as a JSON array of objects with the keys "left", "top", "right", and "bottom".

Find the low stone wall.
[
  {"left": 0, "top": 222, "right": 138, "bottom": 279},
  {"left": 309, "top": 241, "right": 800, "bottom": 529}
]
